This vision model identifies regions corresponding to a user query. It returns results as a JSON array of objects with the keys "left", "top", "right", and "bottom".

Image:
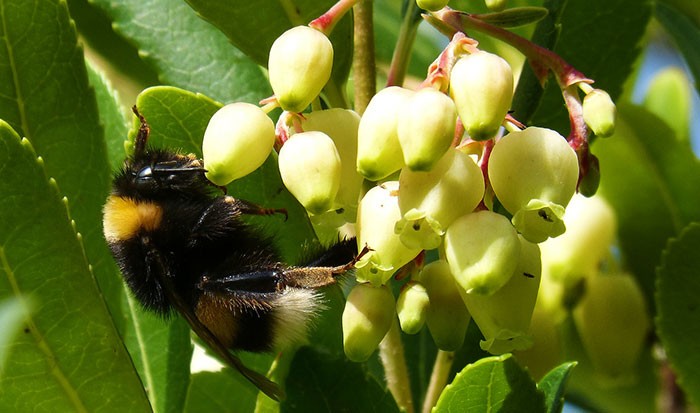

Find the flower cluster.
[{"left": 198, "top": 22, "right": 624, "bottom": 363}]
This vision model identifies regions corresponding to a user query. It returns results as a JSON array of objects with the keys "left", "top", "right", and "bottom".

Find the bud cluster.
[{"left": 198, "top": 23, "right": 624, "bottom": 366}]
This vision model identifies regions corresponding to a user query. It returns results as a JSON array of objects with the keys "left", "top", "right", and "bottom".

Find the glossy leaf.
[
  {"left": 86, "top": 62, "right": 130, "bottom": 173},
  {"left": 435, "top": 354, "right": 545, "bottom": 412},
  {"left": 68, "top": 0, "right": 159, "bottom": 92},
  {"left": 656, "top": 223, "right": 700, "bottom": 408},
  {"left": 594, "top": 104, "right": 700, "bottom": 306},
  {"left": 511, "top": 0, "right": 567, "bottom": 124},
  {"left": 538, "top": 362, "right": 576, "bottom": 413},
  {"left": 282, "top": 347, "right": 401, "bottom": 413},
  {"left": 0, "top": 121, "right": 150, "bottom": 412},
  {"left": 0, "top": 0, "right": 123, "bottom": 324},
  {"left": 185, "top": 370, "right": 259, "bottom": 413},
  {"left": 122, "top": 294, "right": 193, "bottom": 413},
  {"left": 655, "top": 1, "right": 700, "bottom": 95},
  {"left": 91, "top": 0, "right": 272, "bottom": 104},
  {"left": 529, "top": 0, "right": 652, "bottom": 134}
]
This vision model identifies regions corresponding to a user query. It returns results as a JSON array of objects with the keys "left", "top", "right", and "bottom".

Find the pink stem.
[{"left": 310, "top": 0, "right": 361, "bottom": 35}]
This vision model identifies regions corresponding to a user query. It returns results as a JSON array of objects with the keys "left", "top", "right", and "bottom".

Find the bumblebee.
[{"left": 103, "top": 107, "right": 359, "bottom": 400}]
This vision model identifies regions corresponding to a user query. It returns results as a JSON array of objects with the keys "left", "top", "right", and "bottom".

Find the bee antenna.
[{"left": 132, "top": 105, "right": 150, "bottom": 158}]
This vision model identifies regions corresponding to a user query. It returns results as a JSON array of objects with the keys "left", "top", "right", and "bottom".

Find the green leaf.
[
  {"left": 655, "top": 1, "right": 700, "bottom": 96},
  {"left": 122, "top": 293, "right": 193, "bottom": 413},
  {"left": 529, "top": 0, "right": 652, "bottom": 134},
  {"left": 68, "top": 0, "right": 159, "bottom": 92},
  {"left": 86, "top": 61, "right": 130, "bottom": 172},
  {"left": 0, "top": 122, "right": 150, "bottom": 412},
  {"left": 282, "top": 347, "right": 401, "bottom": 413},
  {"left": 656, "top": 222, "right": 700, "bottom": 408},
  {"left": 0, "top": 0, "right": 123, "bottom": 325},
  {"left": 90, "top": 0, "right": 272, "bottom": 104},
  {"left": 538, "top": 362, "right": 576, "bottom": 413},
  {"left": 511, "top": 0, "right": 566, "bottom": 124},
  {"left": 184, "top": 370, "right": 259, "bottom": 413},
  {"left": 184, "top": 0, "right": 352, "bottom": 107},
  {"left": 133, "top": 86, "right": 316, "bottom": 263},
  {"left": 305, "top": 285, "right": 346, "bottom": 358},
  {"left": 594, "top": 104, "right": 700, "bottom": 306},
  {"left": 188, "top": 338, "right": 279, "bottom": 407},
  {"left": 434, "top": 354, "right": 546, "bottom": 413},
  {"left": 473, "top": 7, "right": 549, "bottom": 28}
]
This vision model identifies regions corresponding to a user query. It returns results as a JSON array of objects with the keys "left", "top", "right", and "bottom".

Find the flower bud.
[
  {"left": 279, "top": 131, "right": 341, "bottom": 215},
  {"left": 513, "top": 300, "right": 563, "bottom": 381},
  {"left": 342, "top": 283, "right": 396, "bottom": 362},
  {"left": 582, "top": 89, "right": 616, "bottom": 137},
  {"left": 203, "top": 103, "right": 275, "bottom": 186},
  {"left": 573, "top": 272, "right": 650, "bottom": 383},
  {"left": 357, "top": 87, "right": 413, "bottom": 181},
  {"left": 355, "top": 182, "right": 421, "bottom": 285},
  {"left": 540, "top": 194, "right": 617, "bottom": 286},
  {"left": 418, "top": 260, "right": 471, "bottom": 351},
  {"left": 485, "top": 0, "right": 507, "bottom": 11},
  {"left": 397, "top": 281, "right": 430, "bottom": 335},
  {"left": 444, "top": 211, "right": 520, "bottom": 295},
  {"left": 488, "top": 127, "right": 578, "bottom": 243},
  {"left": 268, "top": 26, "right": 334, "bottom": 113},
  {"left": 416, "top": 0, "right": 449, "bottom": 12},
  {"left": 397, "top": 88, "right": 457, "bottom": 171},
  {"left": 396, "top": 148, "right": 484, "bottom": 250},
  {"left": 301, "top": 109, "right": 363, "bottom": 216},
  {"left": 450, "top": 51, "right": 513, "bottom": 140},
  {"left": 461, "top": 236, "right": 541, "bottom": 354}
]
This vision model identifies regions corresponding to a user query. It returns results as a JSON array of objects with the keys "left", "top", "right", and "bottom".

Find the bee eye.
[{"left": 136, "top": 166, "right": 153, "bottom": 183}]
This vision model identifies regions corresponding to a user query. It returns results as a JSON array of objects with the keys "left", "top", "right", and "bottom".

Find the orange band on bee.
[{"left": 103, "top": 196, "right": 163, "bottom": 242}]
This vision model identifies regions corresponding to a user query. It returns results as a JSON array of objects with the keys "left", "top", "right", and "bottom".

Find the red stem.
[{"left": 310, "top": 0, "right": 361, "bottom": 35}]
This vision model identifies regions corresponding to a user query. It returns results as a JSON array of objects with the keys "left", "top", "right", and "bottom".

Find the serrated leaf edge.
[
  {"left": 1, "top": 128, "right": 91, "bottom": 413},
  {"left": 654, "top": 221, "right": 700, "bottom": 407}
]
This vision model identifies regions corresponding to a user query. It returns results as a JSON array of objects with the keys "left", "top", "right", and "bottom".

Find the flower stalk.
[
  {"left": 379, "top": 318, "right": 415, "bottom": 413},
  {"left": 422, "top": 350, "right": 455, "bottom": 413},
  {"left": 387, "top": 1, "right": 422, "bottom": 87}
]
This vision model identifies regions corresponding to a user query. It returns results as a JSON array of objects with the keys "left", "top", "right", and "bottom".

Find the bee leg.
[
  {"left": 282, "top": 244, "right": 371, "bottom": 289},
  {"left": 233, "top": 198, "right": 288, "bottom": 221}
]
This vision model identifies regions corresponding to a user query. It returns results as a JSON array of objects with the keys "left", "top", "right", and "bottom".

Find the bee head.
[{"left": 113, "top": 107, "right": 213, "bottom": 200}]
